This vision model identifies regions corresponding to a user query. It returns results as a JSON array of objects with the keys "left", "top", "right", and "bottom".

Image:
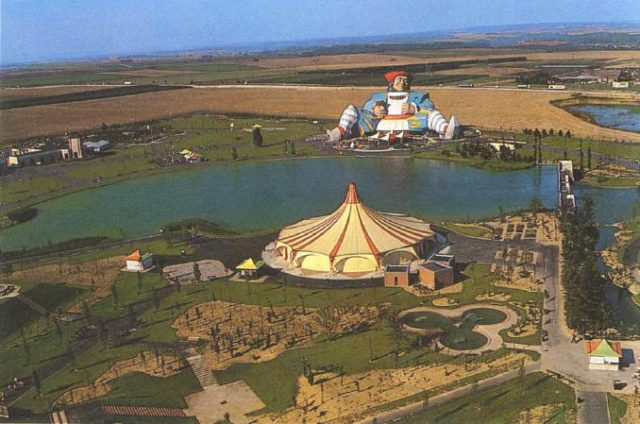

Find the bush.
[{"left": 7, "top": 207, "right": 38, "bottom": 223}]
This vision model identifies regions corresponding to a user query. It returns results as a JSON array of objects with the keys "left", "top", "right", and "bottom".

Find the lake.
[
  {"left": 1, "top": 156, "right": 638, "bottom": 325},
  {"left": 567, "top": 104, "right": 640, "bottom": 133},
  {"left": 0, "top": 157, "right": 559, "bottom": 251}
]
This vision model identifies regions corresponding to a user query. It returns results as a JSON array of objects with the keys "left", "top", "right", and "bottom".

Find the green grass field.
[
  {"left": 0, "top": 72, "right": 126, "bottom": 87},
  {"left": 607, "top": 393, "right": 627, "bottom": 424},
  {"left": 2, "top": 176, "right": 70, "bottom": 203},
  {"left": 98, "top": 369, "right": 201, "bottom": 408},
  {"left": 442, "top": 222, "right": 492, "bottom": 238},
  {"left": 156, "top": 63, "right": 264, "bottom": 73},
  {"left": 395, "top": 372, "right": 575, "bottom": 424},
  {"left": 22, "top": 283, "right": 89, "bottom": 313},
  {"left": 414, "top": 148, "right": 535, "bottom": 172}
]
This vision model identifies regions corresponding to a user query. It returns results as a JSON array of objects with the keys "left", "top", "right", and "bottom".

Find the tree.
[
  {"left": 290, "top": 142, "right": 296, "bottom": 155},
  {"left": 136, "top": 271, "right": 143, "bottom": 293},
  {"left": 587, "top": 146, "right": 592, "bottom": 169},
  {"left": 252, "top": 126, "right": 263, "bottom": 147},
  {"left": 152, "top": 287, "right": 160, "bottom": 311},
  {"left": 111, "top": 284, "right": 119, "bottom": 307},
  {"left": 232, "top": 146, "right": 238, "bottom": 160},
  {"left": 193, "top": 262, "right": 202, "bottom": 283},
  {"left": 566, "top": 130, "right": 572, "bottom": 138},
  {"left": 32, "top": 370, "right": 41, "bottom": 395},
  {"left": 529, "top": 196, "right": 543, "bottom": 213}
]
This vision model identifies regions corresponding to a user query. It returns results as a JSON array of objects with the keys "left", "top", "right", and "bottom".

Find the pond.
[
  {"left": 400, "top": 308, "right": 507, "bottom": 350},
  {"left": 567, "top": 104, "right": 640, "bottom": 133}
]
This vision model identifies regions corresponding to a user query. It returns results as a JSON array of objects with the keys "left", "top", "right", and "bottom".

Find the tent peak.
[{"left": 344, "top": 183, "right": 361, "bottom": 204}]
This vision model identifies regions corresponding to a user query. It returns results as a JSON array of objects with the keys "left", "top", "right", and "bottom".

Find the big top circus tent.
[{"left": 266, "top": 183, "right": 441, "bottom": 276}]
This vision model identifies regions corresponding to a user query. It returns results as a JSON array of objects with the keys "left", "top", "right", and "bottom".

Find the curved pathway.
[{"left": 399, "top": 304, "right": 520, "bottom": 355}]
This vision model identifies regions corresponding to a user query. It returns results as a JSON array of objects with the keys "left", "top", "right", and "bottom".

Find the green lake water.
[{"left": 0, "top": 157, "right": 559, "bottom": 251}]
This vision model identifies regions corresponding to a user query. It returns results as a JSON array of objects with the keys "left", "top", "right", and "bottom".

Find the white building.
[{"left": 125, "top": 250, "right": 154, "bottom": 272}]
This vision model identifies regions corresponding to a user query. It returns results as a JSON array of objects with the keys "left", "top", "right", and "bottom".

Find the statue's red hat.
[{"left": 384, "top": 70, "right": 409, "bottom": 83}]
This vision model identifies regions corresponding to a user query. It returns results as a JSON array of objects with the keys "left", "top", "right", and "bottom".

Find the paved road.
[{"left": 577, "top": 391, "right": 610, "bottom": 424}]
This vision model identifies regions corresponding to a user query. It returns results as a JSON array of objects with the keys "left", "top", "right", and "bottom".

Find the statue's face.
[{"left": 392, "top": 76, "right": 409, "bottom": 91}]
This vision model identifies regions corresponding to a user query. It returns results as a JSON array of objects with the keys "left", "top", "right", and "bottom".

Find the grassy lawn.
[
  {"left": 414, "top": 148, "right": 535, "bottom": 172},
  {"left": 0, "top": 297, "right": 41, "bottom": 339},
  {"left": 97, "top": 368, "right": 201, "bottom": 408},
  {"left": 0, "top": 315, "right": 85, "bottom": 388},
  {"left": 90, "top": 271, "right": 169, "bottom": 320},
  {"left": 1, "top": 176, "right": 69, "bottom": 203},
  {"left": 214, "top": 322, "right": 445, "bottom": 414},
  {"left": 9, "top": 236, "right": 194, "bottom": 272},
  {"left": 13, "top": 341, "right": 154, "bottom": 413},
  {"left": 22, "top": 282, "right": 89, "bottom": 313},
  {"left": 582, "top": 175, "right": 640, "bottom": 188},
  {"left": 442, "top": 222, "right": 492, "bottom": 238},
  {"left": 395, "top": 372, "right": 575, "bottom": 424},
  {"left": 439, "top": 263, "right": 540, "bottom": 306},
  {"left": 607, "top": 393, "right": 627, "bottom": 424}
]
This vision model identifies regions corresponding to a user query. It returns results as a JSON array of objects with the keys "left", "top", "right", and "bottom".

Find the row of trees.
[
  {"left": 523, "top": 128, "right": 573, "bottom": 139},
  {"left": 455, "top": 141, "right": 534, "bottom": 163},
  {"left": 560, "top": 198, "right": 613, "bottom": 334}
]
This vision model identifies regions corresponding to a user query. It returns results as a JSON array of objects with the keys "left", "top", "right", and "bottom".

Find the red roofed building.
[
  {"left": 584, "top": 339, "right": 622, "bottom": 370},
  {"left": 125, "top": 250, "right": 155, "bottom": 272}
]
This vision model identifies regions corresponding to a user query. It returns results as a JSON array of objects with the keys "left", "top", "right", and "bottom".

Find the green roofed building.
[{"left": 584, "top": 339, "right": 623, "bottom": 370}]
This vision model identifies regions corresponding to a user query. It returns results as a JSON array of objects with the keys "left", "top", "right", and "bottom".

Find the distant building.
[
  {"left": 68, "top": 137, "right": 83, "bottom": 159},
  {"left": 236, "top": 258, "right": 265, "bottom": 279},
  {"left": 83, "top": 140, "right": 111, "bottom": 152},
  {"left": 584, "top": 339, "right": 622, "bottom": 370},
  {"left": 612, "top": 81, "right": 630, "bottom": 89},
  {"left": 6, "top": 148, "right": 68, "bottom": 167},
  {"left": 179, "top": 149, "right": 204, "bottom": 163},
  {"left": 592, "top": 69, "right": 622, "bottom": 83},
  {"left": 548, "top": 84, "right": 566, "bottom": 90},
  {"left": 419, "top": 261, "right": 454, "bottom": 290},
  {"left": 384, "top": 265, "right": 410, "bottom": 288},
  {"left": 125, "top": 250, "right": 154, "bottom": 272}
]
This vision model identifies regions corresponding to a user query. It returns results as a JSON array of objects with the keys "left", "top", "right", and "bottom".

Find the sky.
[{"left": 1, "top": 0, "right": 639, "bottom": 65}]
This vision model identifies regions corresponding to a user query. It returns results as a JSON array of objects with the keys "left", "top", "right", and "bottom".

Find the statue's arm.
[
  {"left": 362, "top": 92, "right": 386, "bottom": 112},
  {"left": 411, "top": 92, "right": 435, "bottom": 112}
]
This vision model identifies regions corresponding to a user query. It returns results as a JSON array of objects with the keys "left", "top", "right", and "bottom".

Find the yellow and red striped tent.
[{"left": 274, "top": 183, "right": 435, "bottom": 274}]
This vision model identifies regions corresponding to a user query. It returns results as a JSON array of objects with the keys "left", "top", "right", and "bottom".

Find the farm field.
[{"left": 2, "top": 85, "right": 639, "bottom": 144}]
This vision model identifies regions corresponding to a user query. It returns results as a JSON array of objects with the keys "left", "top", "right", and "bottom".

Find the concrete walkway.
[{"left": 576, "top": 391, "right": 610, "bottom": 424}]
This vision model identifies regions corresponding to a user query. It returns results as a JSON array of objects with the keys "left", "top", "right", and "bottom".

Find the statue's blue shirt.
[{"left": 362, "top": 91, "right": 435, "bottom": 113}]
